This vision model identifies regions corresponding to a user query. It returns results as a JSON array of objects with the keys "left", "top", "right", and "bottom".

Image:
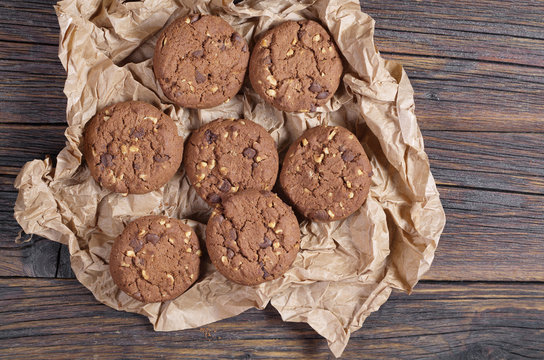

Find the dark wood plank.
[
  {"left": 0, "top": 0, "right": 59, "bottom": 45},
  {"left": 0, "top": 70, "right": 66, "bottom": 125},
  {"left": 424, "top": 130, "right": 544, "bottom": 195},
  {"left": 0, "top": 279, "right": 542, "bottom": 359},
  {"left": 0, "top": 191, "right": 59, "bottom": 277},
  {"left": 394, "top": 55, "right": 544, "bottom": 132},
  {"left": 365, "top": 0, "right": 544, "bottom": 67},
  {"left": 0, "top": 125, "right": 65, "bottom": 177},
  {"left": 426, "top": 186, "right": 544, "bottom": 281},
  {"left": 56, "top": 244, "right": 74, "bottom": 278}
]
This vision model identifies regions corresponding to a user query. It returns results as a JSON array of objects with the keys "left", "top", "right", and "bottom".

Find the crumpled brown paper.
[{"left": 13, "top": 0, "right": 445, "bottom": 357}]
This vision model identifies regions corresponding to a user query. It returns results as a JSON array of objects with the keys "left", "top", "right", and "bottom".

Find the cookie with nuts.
[
  {"left": 280, "top": 126, "right": 373, "bottom": 222},
  {"left": 83, "top": 101, "right": 183, "bottom": 194},
  {"left": 109, "top": 215, "right": 201, "bottom": 303},
  {"left": 184, "top": 118, "right": 279, "bottom": 206},
  {"left": 249, "top": 20, "right": 343, "bottom": 113},
  {"left": 153, "top": 14, "right": 249, "bottom": 109},
  {"left": 206, "top": 190, "right": 300, "bottom": 286}
]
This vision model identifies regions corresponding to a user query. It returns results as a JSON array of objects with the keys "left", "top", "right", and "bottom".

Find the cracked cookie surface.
[
  {"left": 109, "top": 215, "right": 201, "bottom": 303},
  {"left": 249, "top": 20, "right": 343, "bottom": 112},
  {"left": 206, "top": 190, "right": 300, "bottom": 286},
  {"left": 280, "top": 126, "right": 373, "bottom": 222},
  {"left": 83, "top": 101, "right": 183, "bottom": 194},
  {"left": 153, "top": 14, "right": 249, "bottom": 109},
  {"left": 184, "top": 118, "right": 279, "bottom": 206}
]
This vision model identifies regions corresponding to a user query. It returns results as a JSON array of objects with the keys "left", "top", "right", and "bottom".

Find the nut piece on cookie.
[
  {"left": 280, "top": 126, "right": 373, "bottom": 222},
  {"left": 205, "top": 190, "right": 300, "bottom": 286},
  {"left": 184, "top": 118, "right": 279, "bottom": 206},
  {"left": 249, "top": 20, "right": 343, "bottom": 112},
  {"left": 109, "top": 215, "right": 200, "bottom": 303},
  {"left": 83, "top": 101, "right": 183, "bottom": 194},
  {"left": 153, "top": 14, "right": 250, "bottom": 109}
]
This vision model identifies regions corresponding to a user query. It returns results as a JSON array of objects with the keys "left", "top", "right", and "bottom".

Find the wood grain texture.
[
  {"left": 0, "top": 0, "right": 59, "bottom": 45},
  {"left": 426, "top": 186, "right": 544, "bottom": 281},
  {"left": 364, "top": 0, "right": 544, "bottom": 66},
  {"left": 0, "top": 192, "right": 60, "bottom": 278},
  {"left": 0, "top": 279, "right": 542, "bottom": 359},
  {"left": 392, "top": 55, "right": 544, "bottom": 132}
]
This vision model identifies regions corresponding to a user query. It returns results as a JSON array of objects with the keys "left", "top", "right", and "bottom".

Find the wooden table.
[{"left": 1, "top": 1, "right": 543, "bottom": 358}]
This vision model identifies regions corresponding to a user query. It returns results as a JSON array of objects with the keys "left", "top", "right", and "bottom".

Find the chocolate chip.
[
  {"left": 100, "top": 153, "right": 113, "bottom": 167},
  {"left": 263, "top": 56, "right": 272, "bottom": 65},
  {"left": 341, "top": 150, "right": 355, "bottom": 162},
  {"left": 297, "top": 29, "right": 306, "bottom": 40},
  {"left": 242, "top": 147, "right": 257, "bottom": 159},
  {"left": 129, "top": 237, "right": 143, "bottom": 252},
  {"left": 136, "top": 257, "right": 146, "bottom": 266},
  {"left": 195, "top": 69, "right": 206, "bottom": 84},
  {"left": 252, "top": 162, "right": 258, "bottom": 169},
  {"left": 133, "top": 162, "right": 140, "bottom": 171},
  {"left": 316, "top": 91, "right": 329, "bottom": 99},
  {"left": 259, "top": 236, "right": 272, "bottom": 249},
  {"left": 229, "top": 228, "right": 238, "bottom": 241},
  {"left": 192, "top": 49, "right": 204, "bottom": 58},
  {"left": 130, "top": 128, "right": 145, "bottom": 139},
  {"left": 313, "top": 210, "right": 329, "bottom": 221},
  {"left": 153, "top": 154, "right": 170, "bottom": 162},
  {"left": 219, "top": 179, "right": 232, "bottom": 192},
  {"left": 190, "top": 14, "right": 200, "bottom": 23},
  {"left": 231, "top": 32, "right": 242, "bottom": 43},
  {"left": 259, "top": 262, "right": 270, "bottom": 278},
  {"left": 227, "top": 248, "right": 235, "bottom": 259},
  {"left": 204, "top": 129, "right": 218, "bottom": 144},
  {"left": 242, "top": 44, "right": 248, "bottom": 52},
  {"left": 145, "top": 233, "right": 160, "bottom": 245},
  {"left": 309, "top": 103, "right": 317, "bottom": 112},
  {"left": 309, "top": 82, "right": 322, "bottom": 93},
  {"left": 208, "top": 193, "right": 221, "bottom": 204}
]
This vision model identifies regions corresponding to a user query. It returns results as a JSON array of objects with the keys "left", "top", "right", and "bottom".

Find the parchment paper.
[{"left": 14, "top": 0, "right": 446, "bottom": 357}]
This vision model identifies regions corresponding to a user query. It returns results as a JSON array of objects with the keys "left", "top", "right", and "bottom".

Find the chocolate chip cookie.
[
  {"left": 109, "top": 215, "right": 201, "bottom": 303},
  {"left": 206, "top": 190, "right": 300, "bottom": 286},
  {"left": 249, "top": 20, "right": 343, "bottom": 113},
  {"left": 280, "top": 126, "right": 373, "bottom": 222},
  {"left": 83, "top": 101, "right": 183, "bottom": 194},
  {"left": 154, "top": 14, "right": 249, "bottom": 109},
  {"left": 184, "top": 118, "right": 279, "bottom": 206}
]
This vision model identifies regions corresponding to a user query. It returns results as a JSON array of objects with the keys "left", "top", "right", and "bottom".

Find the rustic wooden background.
[{"left": 1, "top": 0, "right": 543, "bottom": 358}]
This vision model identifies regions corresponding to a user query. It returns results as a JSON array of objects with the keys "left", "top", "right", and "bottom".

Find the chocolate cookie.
[
  {"left": 109, "top": 215, "right": 201, "bottom": 303},
  {"left": 83, "top": 101, "right": 183, "bottom": 194},
  {"left": 280, "top": 126, "right": 373, "bottom": 222},
  {"left": 184, "top": 118, "right": 279, "bottom": 206},
  {"left": 249, "top": 20, "right": 343, "bottom": 113},
  {"left": 206, "top": 190, "right": 300, "bottom": 285},
  {"left": 153, "top": 14, "right": 249, "bottom": 109}
]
